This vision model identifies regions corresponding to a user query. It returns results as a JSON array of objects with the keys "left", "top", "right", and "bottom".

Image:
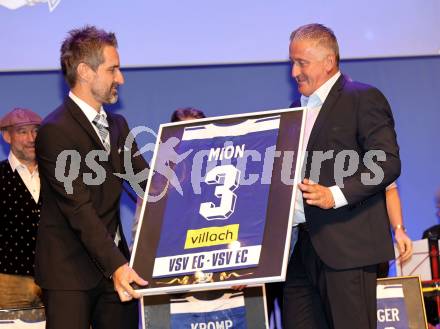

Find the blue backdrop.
[
  {"left": 2, "top": 0, "right": 439, "bottom": 70},
  {"left": 1, "top": 56, "right": 439, "bottom": 246}
]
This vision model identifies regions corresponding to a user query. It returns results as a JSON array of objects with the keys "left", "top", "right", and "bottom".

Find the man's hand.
[
  {"left": 299, "top": 178, "right": 335, "bottom": 209},
  {"left": 112, "top": 263, "right": 148, "bottom": 302},
  {"left": 394, "top": 228, "right": 413, "bottom": 262}
]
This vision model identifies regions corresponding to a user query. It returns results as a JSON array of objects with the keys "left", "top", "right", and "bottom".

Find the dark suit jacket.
[
  {"left": 35, "top": 97, "right": 148, "bottom": 290},
  {"left": 295, "top": 74, "right": 401, "bottom": 270}
]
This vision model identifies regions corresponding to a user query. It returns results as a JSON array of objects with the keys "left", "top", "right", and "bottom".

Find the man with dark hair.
[
  {"left": 170, "top": 107, "right": 206, "bottom": 122},
  {"left": 35, "top": 25, "right": 148, "bottom": 329},
  {"left": 422, "top": 189, "right": 440, "bottom": 239},
  {"left": 60, "top": 25, "right": 118, "bottom": 89},
  {"left": 0, "top": 108, "right": 42, "bottom": 309},
  {"left": 284, "top": 23, "right": 401, "bottom": 329}
]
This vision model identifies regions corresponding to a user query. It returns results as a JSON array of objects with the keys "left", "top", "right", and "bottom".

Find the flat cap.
[{"left": 0, "top": 108, "right": 42, "bottom": 129}]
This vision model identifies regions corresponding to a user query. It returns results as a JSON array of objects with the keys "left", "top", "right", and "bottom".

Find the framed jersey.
[
  {"left": 376, "top": 276, "right": 427, "bottom": 329},
  {"left": 131, "top": 108, "right": 305, "bottom": 295},
  {"left": 141, "top": 286, "right": 268, "bottom": 329}
]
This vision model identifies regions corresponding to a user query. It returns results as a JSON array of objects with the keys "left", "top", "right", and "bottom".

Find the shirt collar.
[
  {"left": 8, "top": 151, "right": 38, "bottom": 174},
  {"left": 69, "top": 91, "right": 107, "bottom": 125},
  {"left": 300, "top": 71, "right": 341, "bottom": 108}
]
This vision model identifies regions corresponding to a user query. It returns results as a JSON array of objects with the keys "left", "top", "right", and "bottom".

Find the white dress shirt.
[
  {"left": 8, "top": 152, "right": 40, "bottom": 203},
  {"left": 293, "top": 71, "right": 348, "bottom": 225},
  {"left": 69, "top": 91, "right": 110, "bottom": 149}
]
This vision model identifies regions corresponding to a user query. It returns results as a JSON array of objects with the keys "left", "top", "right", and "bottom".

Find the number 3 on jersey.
[{"left": 199, "top": 164, "right": 241, "bottom": 220}]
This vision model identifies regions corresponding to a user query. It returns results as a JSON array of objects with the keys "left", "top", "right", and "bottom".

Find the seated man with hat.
[{"left": 0, "top": 108, "right": 43, "bottom": 309}]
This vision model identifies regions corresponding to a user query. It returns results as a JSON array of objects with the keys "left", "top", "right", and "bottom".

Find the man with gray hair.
[
  {"left": 285, "top": 23, "right": 400, "bottom": 329},
  {"left": 0, "top": 108, "right": 42, "bottom": 309},
  {"left": 35, "top": 26, "right": 148, "bottom": 329}
]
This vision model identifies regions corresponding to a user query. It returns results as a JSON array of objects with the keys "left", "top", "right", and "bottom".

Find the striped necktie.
[{"left": 92, "top": 113, "right": 111, "bottom": 153}]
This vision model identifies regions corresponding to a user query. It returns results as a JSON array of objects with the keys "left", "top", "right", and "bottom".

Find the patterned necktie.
[{"left": 92, "top": 113, "right": 111, "bottom": 153}]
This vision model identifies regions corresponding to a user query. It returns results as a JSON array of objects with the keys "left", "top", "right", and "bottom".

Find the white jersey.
[{"left": 170, "top": 291, "right": 247, "bottom": 329}]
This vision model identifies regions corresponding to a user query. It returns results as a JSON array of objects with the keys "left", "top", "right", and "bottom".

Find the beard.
[
  {"left": 14, "top": 146, "right": 36, "bottom": 164},
  {"left": 91, "top": 83, "right": 119, "bottom": 105}
]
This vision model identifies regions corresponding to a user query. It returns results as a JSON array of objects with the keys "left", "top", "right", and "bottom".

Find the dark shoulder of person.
[
  {"left": 0, "top": 159, "right": 9, "bottom": 175},
  {"left": 423, "top": 224, "right": 440, "bottom": 240}
]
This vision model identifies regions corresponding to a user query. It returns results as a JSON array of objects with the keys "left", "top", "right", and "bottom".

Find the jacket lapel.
[
  {"left": 306, "top": 74, "right": 346, "bottom": 150},
  {"left": 106, "top": 114, "right": 122, "bottom": 173},
  {"left": 65, "top": 97, "right": 106, "bottom": 151}
]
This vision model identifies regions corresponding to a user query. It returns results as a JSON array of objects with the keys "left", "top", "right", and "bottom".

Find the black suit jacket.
[
  {"left": 296, "top": 74, "right": 401, "bottom": 270},
  {"left": 35, "top": 97, "right": 148, "bottom": 290}
]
